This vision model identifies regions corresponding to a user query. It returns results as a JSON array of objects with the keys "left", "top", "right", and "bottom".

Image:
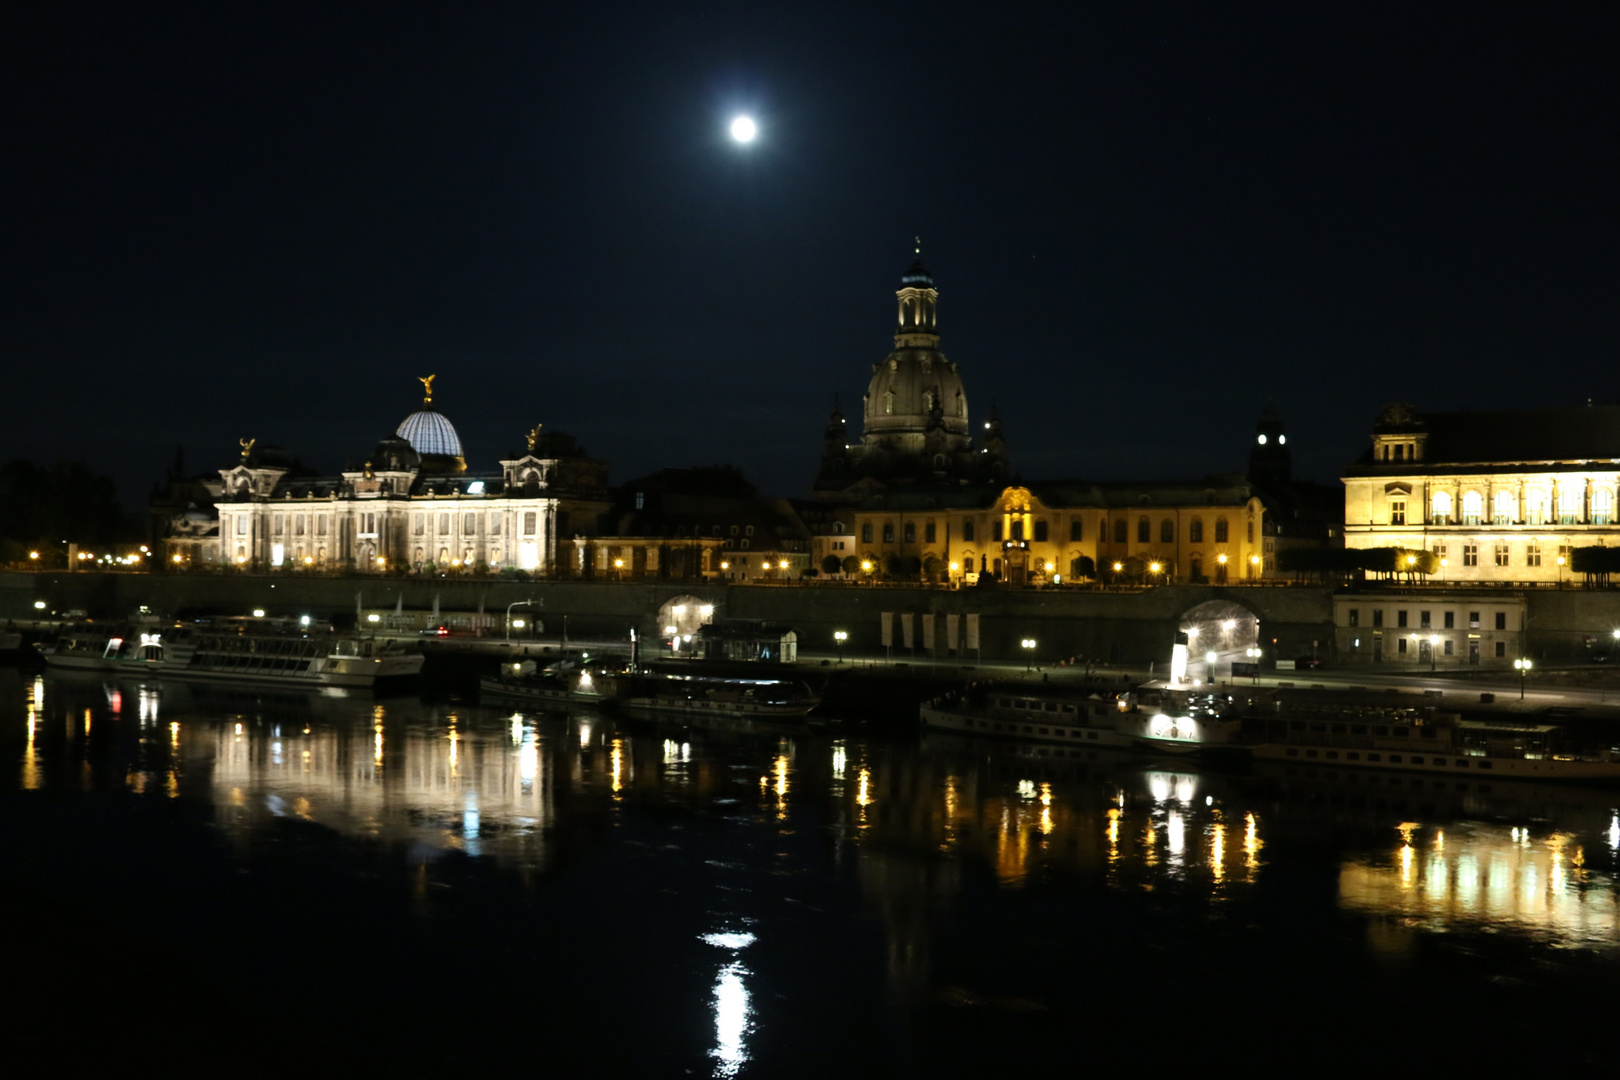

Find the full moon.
[{"left": 729, "top": 115, "right": 757, "bottom": 143}]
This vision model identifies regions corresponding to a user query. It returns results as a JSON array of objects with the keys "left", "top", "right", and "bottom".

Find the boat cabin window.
[
  {"left": 1389, "top": 755, "right": 1402, "bottom": 763},
  {"left": 1420, "top": 728, "right": 1437, "bottom": 739},
  {"left": 1330, "top": 724, "right": 1346, "bottom": 735},
  {"left": 1477, "top": 760, "right": 1492, "bottom": 769},
  {"left": 1368, "top": 753, "right": 1381, "bottom": 762},
  {"left": 1375, "top": 726, "right": 1389, "bottom": 736},
  {"left": 1393, "top": 726, "right": 1409, "bottom": 737},
  {"left": 1310, "top": 723, "right": 1326, "bottom": 733},
  {"left": 1350, "top": 725, "right": 1368, "bottom": 736}
]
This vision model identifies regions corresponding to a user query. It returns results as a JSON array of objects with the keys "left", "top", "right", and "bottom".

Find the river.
[{"left": 4, "top": 667, "right": 1618, "bottom": 1073}]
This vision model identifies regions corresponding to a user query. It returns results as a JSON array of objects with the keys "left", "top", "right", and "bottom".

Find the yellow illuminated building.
[{"left": 1343, "top": 401, "right": 1620, "bottom": 584}]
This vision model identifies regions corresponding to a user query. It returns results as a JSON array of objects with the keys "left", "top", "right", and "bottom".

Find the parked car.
[{"left": 1294, "top": 656, "right": 1324, "bottom": 670}]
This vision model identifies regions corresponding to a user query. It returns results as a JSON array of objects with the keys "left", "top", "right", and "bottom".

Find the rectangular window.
[
  {"left": 1420, "top": 610, "right": 1430, "bottom": 628},
  {"left": 1115, "top": 519, "right": 1128, "bottom": 544},
  {"left": 273, "top": 516, "right": 284, "bottom": 537},
  {"left": 1035, "top": 520, "right": 1048, "bottom": 542},
  {"left": 1443, "top": 639, "right": 1454, "bottom": 656},
  {"left": 1494, "top": 543, "right": 1509, "bottom": 567},
  {"left": 523, "top": 512, "right": 537, "bottom": 536},
  {"left": 1188, "top": 519, "right": 1202, "bottom": 543},
  {"left": 1159, "top": 519, "right": 1174, "bottom": 543},
  {"left": 295, "top": 515, "right": 306, "bottom": 536},
  {"left": 1397, "top": 610, "right": 1408, "bottom": 628},
  {"left": 412, "top": 513, "right": 424, "bottom": 536},
  {"left": 1469, "top": 611, "right": 1480, "bottom": 628},
  {"left": 463, "top": 513, "right": 476, "bottom": 535},
  {"left": 1526, "top": 543, "right": 1540, "bottom": 567},
  {"left": 1247, "top": 520, "right": 1254, "bottom": 542},
  {"left": 1389, "top": 499, "right": 1406, "bottom": 526},
  {"left": 1137, "top": 518, "right": 1151, "bottom": 543},
  {"left": 961, "top": 520, "right": 974, "bottom": 542},
  {"left": 924, "top": 522, "right": 936, "bottom": 544},
  {"left": 235, "top": 516, "right": 247, "bottom": 536},
  {"left": 902, "top": 522, "right": 915, "bottom": 543},
  {"left": 883, "top": 523, "right": 895, "bottom": 543},
  {"left": 490, "top": 515, "right": 501, "bottom": 536},
  {"left": 1495, "top": 641, "right": 1506, "bottom": 658},
  {"left": 1372, "top": 610, "right": 1384, "bottom": 628},
  {"left": 1558, "top": 544, "right": 1572, "bottom": 566},
  {"left": 1070, "top": 519, "right": 1083, "bottom": 542},
  {"left": 1463, "top": 544, "right": 1478, "bottom": 567},
  {"left": 1348, "top": 609, "right": 1359, "bottom": 627},
  {"left": 1432, "top": 544, "right": 1447, "bottom": 564},
  {"left": 317, "top": 515, "right": 327, "bottom": 536},
  {"left": 1495, "top": 612, "right": 1507, "bottom": 631},
  {"left": 439, "top": 515, "right": 450, "bottom": 535},
  {"left": 1444, "top": 611, "right": 1454, "bottom": 629},
  {"left": 1398, "top": 638, "right": 1408, "bottom": 655},
  {"left": 861, "top": 523, "right": 873, "bottom": 543}
]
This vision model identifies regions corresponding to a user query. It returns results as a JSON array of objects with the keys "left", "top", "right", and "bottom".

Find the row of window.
[
  {"left": 1389, "top": 489, "right": 1615, "bottom": 526},
  {"left": 1285, "top": 748, "right": 1495, "bottom": 768},
  {"left": 1428, "top": 541, "right": 1571, "bottom": 568},
  {"left": 1347, "top": 608, "right": 1512, "bottom": 630},
  {"left": 856, "top": 516, "right": 1248, "bottom": 545}
]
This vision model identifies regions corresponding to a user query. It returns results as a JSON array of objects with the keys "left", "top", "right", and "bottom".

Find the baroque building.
[
  {"left": 812, "top": 252, "right": 1009, "bottom": 497},
  {"left": 189, "top": 379, "right": 717, "bottom": 578},
  {"left": 1343, "top": 401, "right": 1620, "bottom": 583}
]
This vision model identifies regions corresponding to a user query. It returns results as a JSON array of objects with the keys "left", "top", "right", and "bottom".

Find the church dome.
[
  {"left": 864, "top": 353, "right": 970, "bottom": 438},
  {"left": 397, "top": 408, "right": 463, "bottom": 458}
]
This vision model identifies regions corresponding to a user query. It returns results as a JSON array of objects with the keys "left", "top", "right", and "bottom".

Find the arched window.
[
  {"left": 1189, "top": 518, "right": 1203, "bottom": 543},
  {"left": 1526, "top": 491, "right": 1548, "bottom": 525},
  {"left": 1069, "top": 519, "right": 1083, "bottom": 542},
  {"left": 1160, "top": 519, "right": 1175, "bottom": 543},
  {"left": 1431, "top": 491, "right": 1452, "bottom": 524},
  {"left": 1461, "top": 491, "right": 1483, "bottom": 525},
  {"left": 1214, "top": 518, "right": 1229, "bottom": 543},
  {"left": 1593, "top": 489, "right": 1614, "bottom": 525},
  {"left": 1558, "top": 489, "right": 1581, "bottom": 524},
  {"left": 884, "top": 391, "right": 895, "bottom": 415},
  {"left": 1492, "top": 491, "right": 1515, "bottom": 524},
  {"left": 1114, "top": 519, "right": 1127, "bottom": 544},
  {"left": 1137, "top": 517, "right": 1150, "bottom": 543}
]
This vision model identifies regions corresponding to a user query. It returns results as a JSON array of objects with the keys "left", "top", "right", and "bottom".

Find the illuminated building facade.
[
  {"left": 1332, "top": 591, "right": 1527, "bottom": 666},
  {"left": 1343, "top": 401, "right": 1620, "bottom": 584},
  {"left": 837, "top": 481, "right": 1267, "bottom": 585}
]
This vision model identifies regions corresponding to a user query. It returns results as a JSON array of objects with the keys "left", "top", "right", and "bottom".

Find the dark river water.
[{"left": 5, "top": 667, "right": 1619, "bottom": 1074}]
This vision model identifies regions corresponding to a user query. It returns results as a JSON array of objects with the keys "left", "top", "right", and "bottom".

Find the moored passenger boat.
[
  {"left": 1248, "top": 707, "right": 1620, "bottom": 782},
  {"left": 617, "top": 673, "right": 819, "bottom": 719},
  {"left": 36, "top": 619, "right": 423, "bottom": 688},
  {"left": 920, "top": 686, "right": 1133, "bottom": 748},
  {"left": 479, "top": 658, "right": 619, "bottom": 707}
]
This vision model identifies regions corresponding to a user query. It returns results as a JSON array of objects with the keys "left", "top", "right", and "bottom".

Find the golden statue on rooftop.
[
  {"left": 239, "top": 437, "right": 255, "bottom": 461},
  {"left": 526, "top": 423, "right": 543, "bottom": 453},
  {"left": 419, "top": 374, "right": 436, "bottom": 405}
]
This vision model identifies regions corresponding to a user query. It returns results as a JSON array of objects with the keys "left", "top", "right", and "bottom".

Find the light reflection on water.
[
  {"left": 8, "top": 669, "right": 1620, "bottom": 1068},
  {"left": 1340, "top": 821, "right": 1620, "bottom": 948}
]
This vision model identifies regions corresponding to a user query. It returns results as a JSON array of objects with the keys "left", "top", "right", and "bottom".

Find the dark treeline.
[
  {"left": 1278, "top": 546, "right": 1439, "bottom": 583},
  {"left": 0, "top": 458, "right": 136, "bottom": 564}
]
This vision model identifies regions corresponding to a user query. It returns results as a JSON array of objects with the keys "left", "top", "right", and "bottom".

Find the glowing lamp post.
[
  {"left": 506, "top": 599, "right": 537, "bottom": 642},
  {"left": 1249, "top": 554, "right": 1262, "bottom": 580},
  {"left": 1514, "top": 657, "right": 1532, "bottom": 700},
  {"left": 1021, "top": 637, "right": 1037, "bottom": 671},
  {"left": 834, "top": 629, "right": 848, "bottom": 664},
  {"left": 1429, "top": 633, "right": 1440, "bottom": 673},
  {"left": 1557, "top": 555, "right": 1567, "bottom": 588}
]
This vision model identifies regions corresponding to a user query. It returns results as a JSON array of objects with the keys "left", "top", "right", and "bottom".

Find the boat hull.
[
  {"left": 1251, "top": 743, "right": 1620, "bottom": 782},
  {"left": 920, "top": 704, "right": 1133, "bottom": 748}
]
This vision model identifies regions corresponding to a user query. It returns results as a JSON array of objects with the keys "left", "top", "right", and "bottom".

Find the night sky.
[{"left": 5, "top": 3, "right": 1618, "bottom": 504}]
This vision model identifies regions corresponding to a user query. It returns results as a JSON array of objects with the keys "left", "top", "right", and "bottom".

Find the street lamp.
[
  {"left": 506, "top": 599, "right": 537, "bottom": 642},
  {"left": 1021, "top": 637, "right": 1037, "bottom": 670},
  {"left": 1429, "top": 633, "right": 1440, "bottom": 673},
  {"left": 1249, "top": 554, "right": 1262, "bottom": 579},
  {"left": 834, "top": 629, "right": 848, "bottom": 664},
  {"left": 1556, "top": 554, "right": 1567, "bottom": 588},
  {"left": 1514, "top": 657, "right": 1532, "bottom": 700}
]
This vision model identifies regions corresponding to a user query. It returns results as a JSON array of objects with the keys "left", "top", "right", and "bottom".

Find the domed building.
[
  {"left": 813, "top": 252, "right": 1009, "bottom": 496},
  {"left": 395, "top": 376, "right": 467, "bottom": 472}
]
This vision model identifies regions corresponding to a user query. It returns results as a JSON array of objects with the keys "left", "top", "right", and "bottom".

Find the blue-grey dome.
[{"left": 397, "top": 408, "right": 463, "bottom": 458}]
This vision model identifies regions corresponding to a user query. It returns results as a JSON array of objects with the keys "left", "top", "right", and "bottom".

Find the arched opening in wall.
[
  {"left": 658, "top": 595, "right": 719, "bottom": 658},
  {"left": 1179, "top": 599, "right": 1261, "bottom": 684}
]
